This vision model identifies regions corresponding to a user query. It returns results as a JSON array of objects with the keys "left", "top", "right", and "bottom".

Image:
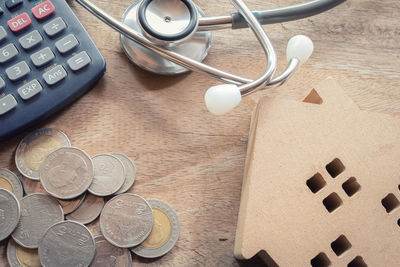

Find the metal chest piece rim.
[{"left": 120, "top": 0, "right": 212, "bottom": 75}]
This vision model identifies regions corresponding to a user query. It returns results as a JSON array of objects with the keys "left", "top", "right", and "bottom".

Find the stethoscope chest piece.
[{"left": 121, "top": 0, "right": 211, "bottom": 75}]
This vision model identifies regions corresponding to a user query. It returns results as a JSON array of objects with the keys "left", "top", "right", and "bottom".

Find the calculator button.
[
  {"left": 55, "top": 34, "right": 79, "bottom": 54},
  {"left": 32, "top": 0, "right": 56, "bottom": 20},
  {"left": 6, "top": 61, "right": 30, "bottom": 81},
  {"left": 43, "top": 17, "right": 66, "bottom": 37},
  {"left": 0, "top": 27, "right": 7, "bottom": 42},
  {"left": 67, "top": 51, "right": 91, "bottom": 71},
  {"left": 8, "top": 13, "right": 32, "bottom": 33},
  {"left": 0, "top": 94, "right": 17, "bottom": 115},
  {"left": 43, "top": 65, "right": 67, "bottom": 85},
  {"left": 17, "top": 79, "right": 42, "bottom": 100},
  {"left": 0, "top": 77, "right": 5, "bottom": 90},
  {"left": 0, "top": 44, "right": 18, "bottom": 63},
  {"left": 19, "top": 30, "right": 43, "bottom": 50},
  {"left": 5, "top": 0, "right": 23, "bottom": 10},
  {"left": 30, "top": 47, "right": 54, "bottom": 67}
]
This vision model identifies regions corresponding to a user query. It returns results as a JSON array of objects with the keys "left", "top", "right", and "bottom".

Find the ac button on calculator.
[{"left": 0, "top": 0, "right": 106, "bottom": 140}]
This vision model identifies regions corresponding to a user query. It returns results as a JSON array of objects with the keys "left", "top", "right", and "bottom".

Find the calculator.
[{"left": 0, "top": 0, "right": 106, "bottom": 141}]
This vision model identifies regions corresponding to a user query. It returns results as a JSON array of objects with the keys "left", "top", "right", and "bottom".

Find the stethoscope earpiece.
[
  {"left": 205, "top": 84, "right": 241, "bottom": 115},
  {"left": 286, "top": 35, "right": 314, "bottom": 64}
]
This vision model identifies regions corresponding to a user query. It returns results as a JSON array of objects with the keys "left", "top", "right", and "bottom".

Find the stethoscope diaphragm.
[
  {"left": 120, "top": 0, "right": 211, "bottom": 75},
  {"left": 137, "top": 0, "right": 198, "bottom": 44}
]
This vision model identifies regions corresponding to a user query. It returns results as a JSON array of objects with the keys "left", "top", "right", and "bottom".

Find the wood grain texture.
[{"left": 0, "top": 0, "right": 399, "bottom": 266}]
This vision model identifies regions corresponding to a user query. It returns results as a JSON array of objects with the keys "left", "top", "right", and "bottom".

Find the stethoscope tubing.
[
  {"left": 197, "top": 0, "right": 346, "bottom": 31},
  {"left": 75, "top": 0, "right": 343, "bottom": 95},
  {"left": 230, "top": 0, "right": 277, "bottom": 94}
]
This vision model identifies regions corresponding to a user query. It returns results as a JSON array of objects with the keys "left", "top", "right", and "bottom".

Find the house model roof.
[{"left": 234, "top": 79, "right": 400, "bottom": 266}]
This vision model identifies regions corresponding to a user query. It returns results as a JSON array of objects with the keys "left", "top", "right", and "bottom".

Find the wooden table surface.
[{"left": 1, "top": 0, "right": 399, "bottom": 266}]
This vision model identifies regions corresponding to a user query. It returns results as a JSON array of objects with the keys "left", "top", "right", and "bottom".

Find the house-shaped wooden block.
[{"left": 234, "top": 79, "right": 400, "bottom": 266}]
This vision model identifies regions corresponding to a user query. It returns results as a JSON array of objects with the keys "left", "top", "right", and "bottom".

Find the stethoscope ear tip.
[
  {"left": 205, "top": 84, "right": 242, "bottom": 115},
  {"left": 286, "top": 35, "right": 314, "bottom": 64}
]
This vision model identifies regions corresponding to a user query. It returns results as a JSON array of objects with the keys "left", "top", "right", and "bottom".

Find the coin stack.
[{"left": 0, "top": 128, "right": 180, "bottom": 267}]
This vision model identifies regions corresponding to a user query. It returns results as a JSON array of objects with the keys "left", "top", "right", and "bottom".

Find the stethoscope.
[{"left": 76, "top": 0, "right": 345, "bottom": 115}]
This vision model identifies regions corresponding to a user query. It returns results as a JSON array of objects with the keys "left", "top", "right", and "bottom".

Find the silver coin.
[
  {"left": 100, "top": 194, "right": 153, "bottom": 248},
  {"left": 12, "top": 193, "right": 63, "bottom": 248},
  {"left": 0, "top": 169, "right": 23, "bottom": 200},
  {"left": 20, "top": 175, "right": 86, "bottom": 215},
  {"left": 88, "top": 154, "right": 125, "bottom": 197},
  {"left": 15, "top": 128, "right": 71, "bottom": 180},
  {"left": 0, "top": 189, "right": 20, "bottom": 242},
  {"left": 38, "top": 221, "right": 96, "bottom": 267},
  {"left": 131, "top": 199, "right": 180, "bottom": 258},
  {"left": 39, "top": 147, "right": 94, "bottom": 199},
  {"left": 66, "top": 193, "right": 104, "bottom": 225},
  {"left": 90, "top": 235, "right": 132, "bottom": 267},
  {"left": 6, "top": 238, "right": 21, "bottom": 267},
  {"left": 111, "top": 153, "right": 136, "bottom": 194},
  {"left": 7, "top": 238, "right": 41, "bottom": 267}
]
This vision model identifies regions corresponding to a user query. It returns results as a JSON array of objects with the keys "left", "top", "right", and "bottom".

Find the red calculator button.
[
  {"left": 8, "top": 13, "right": 32, "bottom": 33},
  {"left": 32, "top": 0, "right": 56, "bottom": 20}
]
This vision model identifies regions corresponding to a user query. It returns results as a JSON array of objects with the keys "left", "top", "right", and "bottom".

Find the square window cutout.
[
  {"left": 326, "top": 158, "right": 345, "bottom": 178},
  {"left": 348, "top": 256, "right": 367, "bottom": 267},
  {"left": 311, "top": 252, "right": 331, "bottom": 267},
  {"left": 331, "top": 235, "right": 352, "bottom": 256},
  {"left": 323, "top": 192, "right": 343, "bottom": 213},
  {"left": 307, "top": 173, "right": 326, "bottom": 193},
  {"left": 342, "top": 177, "right": 361, "bottom": 197},
  {"left": 381, "top": 193, "right": 400, "bottom": 213}
]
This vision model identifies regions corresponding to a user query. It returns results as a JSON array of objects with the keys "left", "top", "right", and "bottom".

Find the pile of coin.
[{"left": 0, "top": 128, "right": 180, "bottom": 266}]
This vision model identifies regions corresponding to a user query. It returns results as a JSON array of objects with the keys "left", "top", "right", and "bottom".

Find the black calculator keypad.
[{"left": 0, "top": 0, "right": 106, "bottom": 140}]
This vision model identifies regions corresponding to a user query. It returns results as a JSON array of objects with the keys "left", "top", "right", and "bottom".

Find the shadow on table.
[{"left": 133, "top": 252, "right": 268, "bottom": 266}]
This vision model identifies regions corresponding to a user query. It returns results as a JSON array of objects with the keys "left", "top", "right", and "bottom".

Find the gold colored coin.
[
  {"left": 0, "top": 177, "right": 13, "bottom": 193},
  {"left": 15, "top": 244, "right": 41, "bottom": 267},
  {"left": 131, "top": 199, "right": 180, "bottom": 258},
  {"left": 141, "top": 208, "right": 172, "bottom": 249},
  {"left": 16, "top": 128, "right": 71, "bottom": 181},
  {"left": 24, "top": 135, "right": 62, "bottom": 171}
]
